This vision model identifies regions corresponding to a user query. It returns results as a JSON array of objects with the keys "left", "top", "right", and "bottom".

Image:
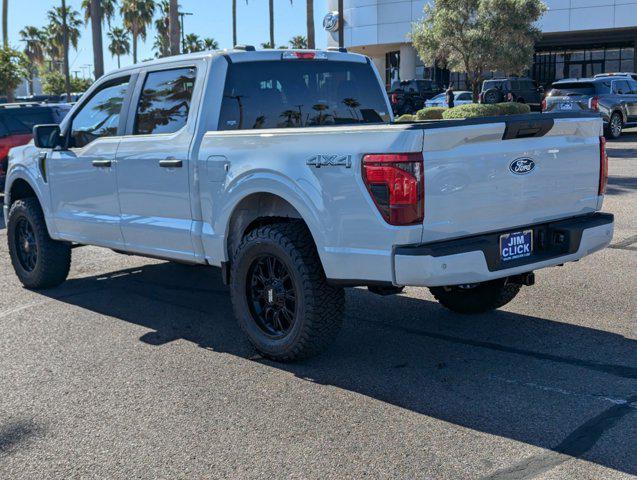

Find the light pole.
[{"left": 179, "top": 12, "right": 193, "bottom": 51}]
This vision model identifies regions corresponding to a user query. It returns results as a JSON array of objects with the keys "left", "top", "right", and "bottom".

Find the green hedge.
[
  {"left": 416, "top": 107, "right": 446, "bottom": 120},
  {"left": 442, "top": 102, "right": 531, "bottom": 119},
  {"left": 495, "top": 102, "right": 531, "bottom": 115},
  {"left": 442, "top": 103, "right": 500, "bottom": 119},
  {"left": 394, "top": 114, "right": 416, "bottom": 122}
]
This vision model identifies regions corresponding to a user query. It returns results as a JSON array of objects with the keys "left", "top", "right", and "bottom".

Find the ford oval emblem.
[{"left": 509, "top": 158, "right": 535, "bottom": 175}]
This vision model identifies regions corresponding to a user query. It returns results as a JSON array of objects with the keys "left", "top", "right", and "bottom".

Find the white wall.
[{"left": 326, "top": 0, "right": 637, "bottom": 48}]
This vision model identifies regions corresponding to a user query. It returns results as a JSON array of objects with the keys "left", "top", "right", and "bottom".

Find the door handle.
[
  {"left": 92, "top": 159, "right": 112, "bottom": 167},
  {"left": 159, "top": 158, "right": 183, "bottom": 168}
]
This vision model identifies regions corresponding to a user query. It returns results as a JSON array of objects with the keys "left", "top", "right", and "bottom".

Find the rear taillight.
[
  {"left": 599, "top": 136, "right": 608, "bottom": 195},
  {"left": 362, "top": 153, "right": 424, "bottom": 226},
  {"left": 589, "top": 96, "right": 599, "bottom": 111},
  {"left": 541, "top": 98, "right": 547, "bottom": 111}
]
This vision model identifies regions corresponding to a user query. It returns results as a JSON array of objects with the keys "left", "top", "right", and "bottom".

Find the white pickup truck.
[{"left": 4, "top": 48, "right": 614, "bottom": 361}]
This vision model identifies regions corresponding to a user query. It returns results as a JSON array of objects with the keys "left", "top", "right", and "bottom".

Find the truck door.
[
  {"left": 115, "top": 65, "right": 199, "bottom": 262},
  {"left": 48, "top": 76, "right": 132, "bottom": 247}
]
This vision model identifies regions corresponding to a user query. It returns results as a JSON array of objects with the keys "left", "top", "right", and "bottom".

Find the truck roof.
[{"left": 102, "top": 48, "right": 367, "bottom": 79}]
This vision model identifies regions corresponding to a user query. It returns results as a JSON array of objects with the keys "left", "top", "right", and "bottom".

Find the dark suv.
[
  {"left": 479, "top": 77, "right": 543, "bottom": 108},
  {"left": 543, "top": 77, "right": 637, "bottom": 138},
  {"left": 0, "top": 104, "right": 71, "bottom": 191},
  {"left": 389, "top": 79, "right": 442, "bottom": 115}
]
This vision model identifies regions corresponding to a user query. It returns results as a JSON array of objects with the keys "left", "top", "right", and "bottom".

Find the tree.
[
  {"left": 203, "top": 38, "right": 219, "bottom": 50},
  {"left": 411, "top": 0, "right": 546, "bottom": 100},
  {"left": 2, "top": 0, "right": 7, "bottom": 48},
  {"left": 19, "top": 26, "right": 46, "bottom": 95},
  {"left": 0, "top": 46, "right": 27, "bottom": 100},
  {"left": 289, "top": 35, "right": 307, "bottom": 49},
  {"left": 232, "top": 0, "right": 237, "bottom": 46},
  {"left": 268, "top": 0, "right": 274, "bottom": 49},
  {"left": 41, "top": 70, "right": 93, "bottom": 95},
  {"left": 121, "top": 0, "right": 155, "bottom": 63},
  {"left": 306, "top": 0, "right": 315, "bottom": 49},
  {"left": 183, "top": 33, "right": 206, "bottom": 53},
  {"left": 260, "top": 41, "right": 273, "bottom": 49},
  {"left": 89, "top": 0, "right": 104, "bottom": 78},
  {"left": 46, "top": 3, "right": 82, "bottom": 75},
  {"left": 108, "top": 26, "right": 130, "bottom": 68},
  {"left": 81, "top": 0, "right": 118, "bottom": 27},
  {"left": 169, "top": 0, "right": 179, "bottom": 55},
  {"left": 153, "top": 0, "right": 170, "bottom": 57}
]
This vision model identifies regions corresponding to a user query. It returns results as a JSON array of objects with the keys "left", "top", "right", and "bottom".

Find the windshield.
[
  {"left": 219, "top": 60, "right": 390, "bottom": 130},
  {"left": 549, "top": 82, "right": 596, "bottom": 96}
]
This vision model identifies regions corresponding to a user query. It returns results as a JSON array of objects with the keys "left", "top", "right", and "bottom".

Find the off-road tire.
[
  {"left": 230, "top": 222, "right": 345, "bottom": 361},
  {"left": 605, "top": 112, "right": 623, "bottom": 139},
  {"left": 430, "top": 278, "right": 521, "bottom": 314},
  {"left": 7, "top": 198, "right": 71, "bottom": 289}
]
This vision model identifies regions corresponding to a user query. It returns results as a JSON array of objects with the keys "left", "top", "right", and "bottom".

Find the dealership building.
[{"left": 325, "top": 0, "right": 637, "bottom": 90}]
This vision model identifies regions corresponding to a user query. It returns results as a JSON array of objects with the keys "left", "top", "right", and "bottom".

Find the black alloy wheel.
[
  {"left": 246, "top": 254, "right": 297, "bottom": 338},
  {"left": 14, "top": 217, "right": 38, "bottom": 272}
]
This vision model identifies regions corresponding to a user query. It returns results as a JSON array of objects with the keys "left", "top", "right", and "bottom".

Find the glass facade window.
[
  {"left": 533, "top": 45, "right": 635, "bottom": 87},
  {"left": 385, "top": 51, "right": 400, "bottom": 90}
]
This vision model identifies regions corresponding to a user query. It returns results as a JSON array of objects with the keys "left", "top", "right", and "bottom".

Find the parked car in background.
[
  {"left": 0, "top": 103, "right": 71, "bottom": 192},
  {"left": 425, "top": 90, "right": 474, "bottom": 108},
  {"left": 594, "top": 72, "right": 637, "bottom": 82},
  {"left": 389, "top": 79, "right": 442, "bottom": 115},
  {"left": 542, "top": 77, "right": 637, "bottom": 138},
  {"left": 480, "top": 77, "right": 544, "bottom": 108}
]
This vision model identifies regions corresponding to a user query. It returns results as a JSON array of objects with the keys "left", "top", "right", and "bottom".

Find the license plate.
[
  {"left": 560, "top": 103, "right": 573, "bottom": 110},
  {"left": 499, "top": 230, "right": 533, "bottom": 262}
]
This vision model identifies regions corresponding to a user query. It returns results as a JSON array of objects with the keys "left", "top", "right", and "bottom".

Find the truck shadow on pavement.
[{"left": 36, "top": 261, "right": 636, "bottom": 478}]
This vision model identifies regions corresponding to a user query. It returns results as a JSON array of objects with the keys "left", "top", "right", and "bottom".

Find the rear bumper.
[{"left": 393, "top": 213, "right": 614, "bottom": 287}]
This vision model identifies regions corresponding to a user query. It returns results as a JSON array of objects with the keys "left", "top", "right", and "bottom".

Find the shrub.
[
  {"left": 495, "top": 102, "right": 531, "bottom": 115},
  {"left": 416, "top": 107, "right": 446, "bottom": 120},
  {"left": 395, "top": 114, "right": 416, "bottom": 122},
  {"left": 442, "top": 103, "right": 500, "bottom": 119}
]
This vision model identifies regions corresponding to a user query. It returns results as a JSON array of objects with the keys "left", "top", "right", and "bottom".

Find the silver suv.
[{"left": 543, "top": 76, "right": 637, "bottom": 138}]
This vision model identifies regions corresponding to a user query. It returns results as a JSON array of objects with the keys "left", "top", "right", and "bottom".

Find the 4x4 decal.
[{"left": 306, "top": 154, "right": 352, "bottom": 168}]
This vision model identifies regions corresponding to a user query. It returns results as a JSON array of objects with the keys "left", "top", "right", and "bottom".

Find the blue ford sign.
[{"left": 509, "top": 158, "right": 536, "bottom": 175}]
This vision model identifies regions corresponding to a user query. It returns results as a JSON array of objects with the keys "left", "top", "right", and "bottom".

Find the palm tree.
[
  {"left": 203, "top": 38, "right": 219, "bottom": 50},
  {"left": 268, "top": 0, "right": 274, "bottom": 49},
  {"left": 289, "top": 35, "right": 307, "bottom": 49},
  {"left": 107, "top": 27, "right": 130, "bottom": 68},
  {"left": 306, "top": 0, "right": 315, "bottom": 49},
  {"left": 153, "top": 0, "right": 170, "bottom": 57},
  {"left": 121, "top": 0, "right": 155, "bottom": 64},
  {"left": 169, "top": 0, "right": 179, "bottom": 55},
  {"left": 48, "top": 1, "right": 82, "bottom": 99},
  {"left": 2, "top": 0, "right": 7, "bottom": 48},
  {"left": 183, "top": 33, "right": 203, "bottom": 53},
  {"left": 232, "top": 0, "right": 237, "bottom": 46},
  {"left": 19, "top": 26, "right": 46, "bottom": 95},
  {"left": 81, "top": 0, "right": 118, "bottom": 27}
]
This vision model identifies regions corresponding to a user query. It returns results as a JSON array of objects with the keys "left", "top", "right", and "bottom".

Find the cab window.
[
  {"left": 133, "top": 67, "right": 197, "bottom": 135},
  {"left": 69, "top": 77, "right": 129, "bottom": 149}
]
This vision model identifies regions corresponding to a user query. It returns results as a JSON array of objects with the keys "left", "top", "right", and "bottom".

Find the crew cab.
[{"left": 3, "top": 49, "right": 614, "bottom": 361}]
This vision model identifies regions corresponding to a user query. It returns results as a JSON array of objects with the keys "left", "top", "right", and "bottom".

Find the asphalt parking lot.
[{"left": 0, "top": 132, "right": 635, "bottom": 479}]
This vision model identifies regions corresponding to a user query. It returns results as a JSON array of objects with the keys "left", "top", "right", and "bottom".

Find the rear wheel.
[
  {"left": 230, "top": 222, "right": 345, "bottom": 361},
  {"left": 483, "top": 88, "right": 502, "bottom": 104},
  {"left": 605, "top": 112, "right": 623, "bottom": 139},
  {"left": 430, "top": 278, "right": 521, "bottom": 314},
  {"left": 7, "top": 198, "right": 71, "bottom": 289}
]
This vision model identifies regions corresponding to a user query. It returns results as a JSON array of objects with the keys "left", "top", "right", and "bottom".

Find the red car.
[{"left": 0, "top": 104, "right": 71, "bottom": 192}]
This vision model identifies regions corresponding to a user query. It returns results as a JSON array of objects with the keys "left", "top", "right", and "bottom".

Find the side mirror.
[{"left": 33, "top": 124, "right": 62, "bottom": 149}]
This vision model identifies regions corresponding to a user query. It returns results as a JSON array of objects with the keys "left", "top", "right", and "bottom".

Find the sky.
[{"left": 7, "top": 0, "right": 330, "bottom": 76}]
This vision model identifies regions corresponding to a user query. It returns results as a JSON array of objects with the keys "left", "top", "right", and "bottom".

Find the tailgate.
[{"left": 421, "top": 116, "right": 602, "bottom": 242}]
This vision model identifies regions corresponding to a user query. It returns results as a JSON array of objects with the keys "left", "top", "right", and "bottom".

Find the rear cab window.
[
  {"left": 1, "top": 108, "right": 56, "bottom": 135},
  {"left": 218, "top": 60, "right": 390, "bottom": 130},
  {"left": 134, "top": 67, "right": 197, "bottom": 135}
]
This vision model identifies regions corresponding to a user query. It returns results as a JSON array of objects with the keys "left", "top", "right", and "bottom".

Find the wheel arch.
[
  {"left": 5, "top": 173, "right": 56, "bottom": 237},
  {"left": 225, "top": 192, "right": 321, "bottom": 263}
]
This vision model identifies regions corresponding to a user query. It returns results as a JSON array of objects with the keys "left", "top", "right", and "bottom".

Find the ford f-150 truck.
[{"left": 3, "top": 48, "right": 614, "bottom": 361}]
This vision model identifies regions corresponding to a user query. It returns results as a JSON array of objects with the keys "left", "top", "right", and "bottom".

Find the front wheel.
[
  {"left": 230, "top": 222, "right": 345, "bottom": 361},
  {"left": 7, "top": 198, "right": 71, "bottom": 289},
  {"left": 605, "top": 112, "right": 623, "bottom": 139},
  {"left": 430, "top": 278, "right": 521, "bottom": 314}
]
